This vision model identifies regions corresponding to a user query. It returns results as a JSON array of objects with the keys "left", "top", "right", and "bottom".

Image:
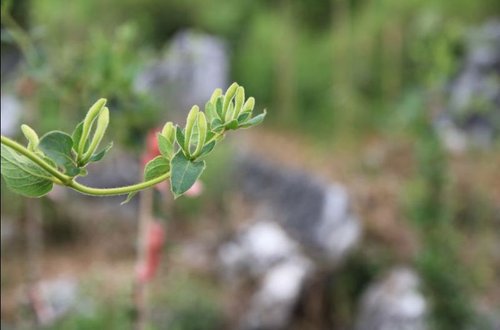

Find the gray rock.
[
  {"left": 134, "top": 30, "right": 229, "bottom": 120},
  {"left": 219, "top": 220, "right": 304, "bottom": 280},
  {"left": 32, "top": 277, "right": 83, "bottom": 326},
  {"left": 243, "top": 256, "right": 312, "bottom": 330},
  {"left": 439, "top": 20, "right": 500, "bottom": 150},
  {"left": 355, "top": 267, "right": 427, "bottom": 330},
  {"left": 219, "top": 156, "right": 361, "bottom": 329},
  {"left": 1, "top": 44, "right": 22, "bottom": 82},
  {"left": 235, "top": 156, "right": 361, "bottom": 265},
  {"left": 218, "top": 219, "right": 313, "bottom": 330},
  {"left": 1, "top": 93, "right": 22, "bottom": 137}
]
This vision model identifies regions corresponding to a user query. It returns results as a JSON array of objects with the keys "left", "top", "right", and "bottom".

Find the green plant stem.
[
  {"left": 1, "top": 135, "right": 170, "bottom": 196},
  {"left": 1, "top": 135, "right": 71, "bottom": 183},
  {"left": 68, "top": 173, "right": 170, "bottom": 196}
]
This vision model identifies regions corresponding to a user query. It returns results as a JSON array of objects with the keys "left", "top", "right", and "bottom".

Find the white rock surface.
[
  {"left": 356, "top": 267, "right": 427, "bottom": 330},
  {"left": 219, "top": 220, "right": 300, "bottom": 279},
  {"left": 243, "top": 257, "right": 312, "bottom": 330},
  {"left": 315, "top": 184, "right": 362, "bottom": 264},
  {"left": 218, "top": 220, "right": 313, "bottom": 330}
]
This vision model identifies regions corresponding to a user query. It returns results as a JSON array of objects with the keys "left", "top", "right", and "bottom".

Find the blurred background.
[{"left": 1, "top": 0, "right": 499, "bottom": 329}]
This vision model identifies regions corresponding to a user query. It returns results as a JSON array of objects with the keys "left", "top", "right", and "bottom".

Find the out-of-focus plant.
[
  {"left": 405, "top": 114, "right": 476, "bottom": 329},
  {"left": 0, "top": 83, "right": 266, "bottom": 200},
  {"left": 2, "top": 0, "right": 157, "bottom": 148}
]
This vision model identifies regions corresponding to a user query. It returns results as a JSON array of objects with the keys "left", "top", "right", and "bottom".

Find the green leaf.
[
  {"left": 170, "top": 151, "right": 206, "bottom": 198},
  {"left": 144, "top": 156, "right": 170, "bottom": 181},
  {"left": 38, "top": 131, "right": 79, "bottom": 176},
  {"left": 237, "top": 112, "right": 251, "bottom": 123},
  {"left": 71, "top": 121, "right": 89, "bottom": 153},
  {"left": 225, "top": 102, "right": 235, "bottom": 122},
  {"left": 226, "top": 119, "right": 239, "bottom": 130},
  {"left": 211, "top": 118, "right": 223, "bottom": 130},
  {"left": 158, "top": 134, "right": 173, "bottom": 159},
  {"left": 175, "top": 126, "right": 188, "bottom": 156},
  {"left": 223, "top": 82, "right": 238, "bottom": 114},
  {"left": 1, "top": 144, "right": 53, "bottom": 197},
  {"left": 89, "top": 142, "right": 113, "bottom": 162},
  {"left": 197, "top": 141, "right": 216, "bottom": 159},
  {"left": 121, "top": 192, "right": 137, "bottom": 205},
  {"left": 205, "top": 101, "right": 219, "bottom": 121},
  {"left": 215, "top": 97, "right": 224, "bottom": 119},
  {"left": 206, "top": 131, "right": 215, "bottom": 143},
  {"left": 239, "top": 111, "right": 267, "bottom": 128},
  {"left": 21, "top": 124, "right": 39, "bottom": 151},
  {"left": 42, "top": 156, "right": 57, "bottom": 169}
]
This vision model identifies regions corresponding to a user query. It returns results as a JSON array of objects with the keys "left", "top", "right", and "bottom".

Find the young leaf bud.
[
  {"left": 193, "top": 112, "right": 207, "bottom": 158},
  {"left": 242, "top": 97, "right": 255, "bottom": 114},
  {"left": 205, "top": 101, "right": 218, "bottom": 122},
  {"left": 161, "top": 122, "right": 175, "bottom": 144},
  {"left": 225, "top": 102, "right": 235, "bottom": 122},
  {"left": 223, "top": 82, "right": 238, "bottom": 117},
  {"left": 79, "top": 98, "right": 107, "bottom": 157},
  {"left": 233, "top": 86, "right": 245, "bottom": 119},
  {"left": 82, "top": 106, "right": 109, "bottom": 162},
  {"left": 209, "top": 88, "right": 223, "bottom": 104},
  {"left": 185, "top": 105, "right": 199, "bottom": 152},
  {"left": 21, "top": 124, "right": 39, "bottom": 151}
]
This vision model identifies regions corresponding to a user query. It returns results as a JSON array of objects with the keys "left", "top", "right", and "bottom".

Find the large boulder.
[
  {"left": 234, "top": 156, "right": 361, "bottom": 265},
  {"left": 218, "top": 155, "right": 362, "bottom": 329},
  {"left": 134, "top": 30, "right": 229, "bottom": 120},
  {"left": 436, "top": 20, "right": 500, "bottom": 151}
]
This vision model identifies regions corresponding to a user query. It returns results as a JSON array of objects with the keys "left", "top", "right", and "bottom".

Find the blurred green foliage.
[
  {"left": 406, "top": 119, "right": 474, "bottom": 329},
  {"left": 18, "top": 0, "right": 498, "bottom": 142},
  {"left": 1, "top": 0, "right": 499, "bottom": 328},
  {"left": 154, "top": 271, "right": 223, "bottom": 330},
  {"left": 49, "top": 303, "right": 131, "bottom": 330}
]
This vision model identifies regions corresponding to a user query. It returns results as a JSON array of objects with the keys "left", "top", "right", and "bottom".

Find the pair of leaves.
[
  {"left": 238, "top": 111, "right": 266, "bottom": 129},
  {"left": 125, "top": 148, "right": 204, "bottom": 203},
  {"left": 1, "top": 144, "right": 53, "bottom": 197},
  {"left": 205, "top": 98, "right": 224, "bottom": 124},
  {"left": 123, "top": 155, "right": 172, "bottom": 204},
  {"left": 1, "top": 128, "right": 114, "bottom": 197},
  {"left": 38, "top": 131, "right": 80, "bottom": 176},
  {"left": 175, "top": 126, "right": 217, "bottom": 161},
  {"left": 72, "top": 122, "right": 113, "bottom": 165},
  {"left": 38, "top": 130, "right": 112, "bottom": 176},
  {"left": 205, "top": 97, "right": 266, "bottom": 131},
  {"left": 142, "top": 149, "right": 206, "bottom": 199}
]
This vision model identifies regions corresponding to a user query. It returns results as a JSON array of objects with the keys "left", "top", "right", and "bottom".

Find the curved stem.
[
  {"left": 1, "top": 135, "right": 71, "bottom": 183},
  {"left": 1, "top": 135, "right": 170, "bottom": 196},
  {"left": 68, "top": 173, "right": 170, "bottom": 196}
]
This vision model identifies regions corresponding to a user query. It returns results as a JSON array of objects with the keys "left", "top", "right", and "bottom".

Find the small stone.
[
  {"left": 218, "top": 220, "right": 300, "bottom": 280},
  {"left": 234, "top": 155, "right": 361, "bottom": 265},
  {"left": 355, "top": 267, "right": 427, "bottom": 330}
]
